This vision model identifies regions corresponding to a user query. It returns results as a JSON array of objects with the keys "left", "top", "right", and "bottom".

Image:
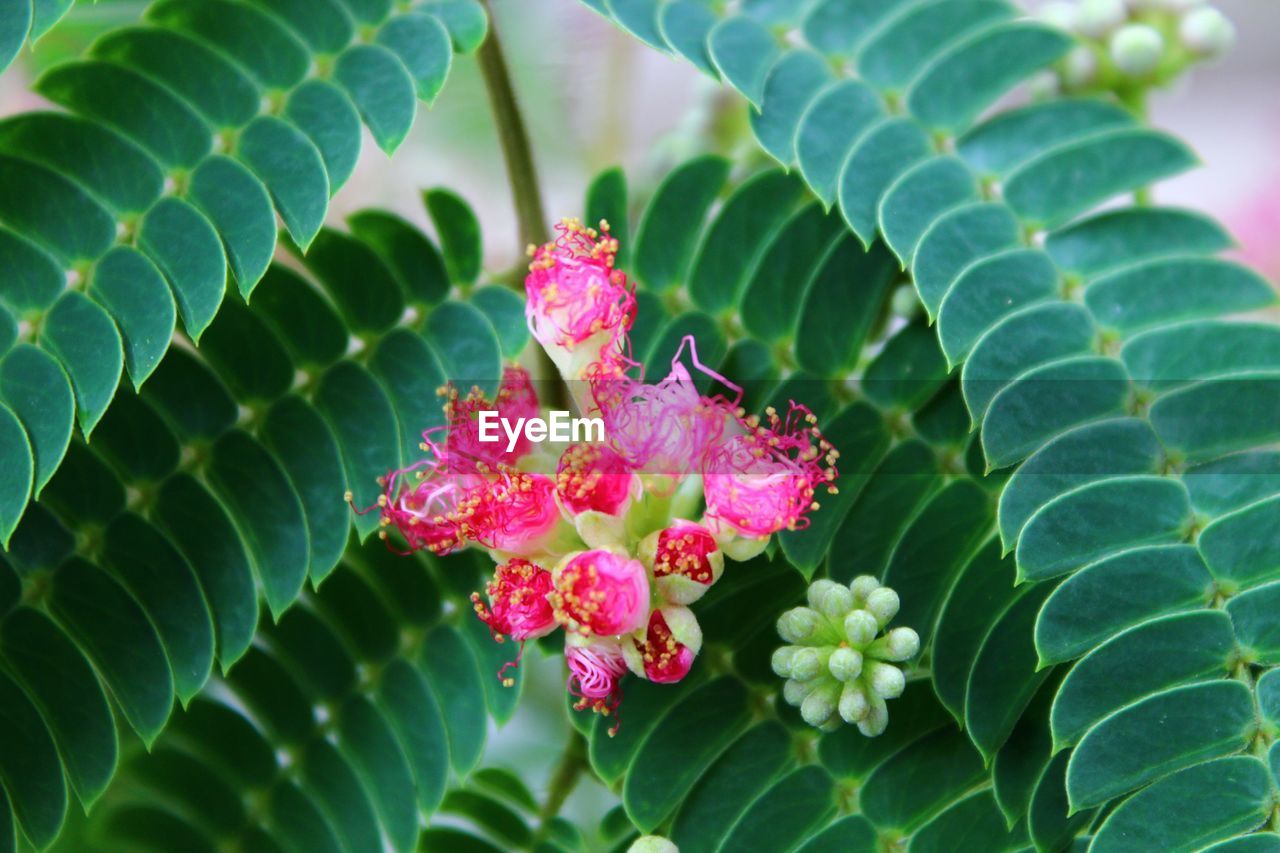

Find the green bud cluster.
[
  {"left": 772, "top": 577, "right": 919, "bottom": 737},
  {"left": 1033, "top": 0, "right": 1234, "bottom": 101}
]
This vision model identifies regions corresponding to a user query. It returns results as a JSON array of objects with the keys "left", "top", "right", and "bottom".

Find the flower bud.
[
  {"left": 790, "top": 647, "right": 823, "bottom": 682},
  {"left": 1180, "top": 7, "right": 1234, "bottom": 56},
  {"left": 868, "top": 627, "right": 920, "bottom": 662},
  {"left": 848, "top": 575, "right": 880, "bottom": 605},
  {"left": 838, "top": 681, "right": 869, "bottom": 724},
  {"left": 1077, "top": 0, "right": 1127, "bottom": 37},
  {"left": 858, "top": 691, "right": 889, "bottom": 737},
  {"left": 551, "top": 550, "right": 650, "bottom": 637},
  {"left": 800, "top": 681, "right": 839, "bottom": 728},
  {"left": 1063, "top": 45, "right": 1100, "bottom": 89},
  {"left": 865, "top": 660, "right": 906, "bottom": 699},
  {"left": 1110, "top": 24, "right": 1164, "bottom": 76},
  {"left": 778, "top": 606, "right": 823, "bottom": 644},
  {"left": 865, "top": 588, "right": 900, "bottom": 628},
  {"left": 808, "top": 579, "right": 854, "bottom": 619},
  {"left": 471, "top": 558, "right": 557, "bottom": 642},
  {"left": 625, "top": 607, "right": 699, "bottom": 684},
  {"left": 783, "top": 677, "right": 815, "bottom": 706},
  {"left": 771, "top": 645, "right": 800, "bottom": 678},
  {"left": 844, "top": 610, "right": 879, "bottom": 648},
  {"left": 645, "top": 520, "right": 723, "bottom": 605},
  {"left": 1038, "top": 1, "right": 1080, "bottom": 30},
  {"left": 827, "top": 647, "right": 863, "bottom": 682},
  {"left": 628, "top": 836, "right": 678, "bottom": 853}
]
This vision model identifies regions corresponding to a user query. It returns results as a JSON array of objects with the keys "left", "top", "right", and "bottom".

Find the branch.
[{"left": 538, "top": 729, "right": 588, "bottom": 831}]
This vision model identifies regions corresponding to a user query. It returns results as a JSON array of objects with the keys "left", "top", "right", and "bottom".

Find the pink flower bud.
[
  {"left": 566, "top": 635, "right": 628, "bottom": 727},
  {"left": 526, "top": 218, "right": 635, "bottom": 380},
  {"left": 470, "top": 558, "right": 557, "bottom": 642},
  {"left": 645, "top": 520, "right": 723, "bottom": 605},
  {"left": 551, "top": 550, "right": 650, "bottom": 637},
  {"left": 628, "top": 607, "right": 699, "bottom": 684},
  {"left": 444, "top": 367, "right": 541, "bottom": 466},
  {"left": 703, "top": 402, "right": 839, "bottom": 538},
  {"left": 556, "top": 443, "right": 638, "bottom": 517}
]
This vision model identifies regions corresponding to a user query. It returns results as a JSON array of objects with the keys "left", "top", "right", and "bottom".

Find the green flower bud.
[
  {"left": 790, "top": 647, "right": 824, "bottom": 682},
  {"left": 628, "top": 836, "right": 679, "bottom": 853},
  {"left": 771, "top": 645, "right": 800, "bottom": 678},
  {"left": 1110, "top": 24, "right": 1164, "bottom": 77},
  {"left": 865, "top": 660, "right": 906, "bottom": 699},
  {"left": 800, "top": 681, "right": 839, "bottom": 728},
  {"left": 828, "top": 646, "right": 863, "bottom": 682},
  {"left": 1063, "top": 45, "right": 1101, "bottom": 89},
  {"left": 777, "top": 606, "right": 822, "bottom": 643},
  {"left": 1077, "top": 0, "right": 1127, "bottom": 37},
  {"left": 843, "top": 610, "right": 879, "bottom": 648},
  {"left": 813, "top": 583, "right": 855, "bottom": 619},
  {"left": 839, "top": 680, "right": 869, "bottom": 724},
  {"left": 1180, "top": 7, "right": 1234, "bottom": 56},
  {"left": 867, "top": 627, "right": 920, "bottom": 662},
  {"left": 783, "top": 677, "right": 815, "bottom": 706},
  {"left": 858, "top": 692, "right": 890, "bottom": 737},
  {"left": 865, "top": 587, "right": 900, "bottom": 628},
  {"left": 848, "top": 575, "right": 880, "bottom": 605}
]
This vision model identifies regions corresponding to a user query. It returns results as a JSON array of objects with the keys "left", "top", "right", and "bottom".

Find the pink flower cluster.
[{"left": 357, "top": 219, "right": 838, "bottom": 732}]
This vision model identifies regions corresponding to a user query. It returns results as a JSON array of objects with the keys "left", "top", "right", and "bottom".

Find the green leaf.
[
  {"left": 908, "top": 789, "right": 1026, "bottom": 853},
  {"left": 251, "top": 267, "right": 348, "bottom": 369},
  {"left": 585, "top": 167, "right": 631, "bottom": 267},
  {"left": 1150, "top": 374, "right": 1280, "bottom": 463},
  {"left": 860, "top": 727, "right": 986, "bottom": 832},
  {"left": 981, "top": 356, "right": 1130, "bottom": 470},
  {"left": 863, "top": 321, "right": 950, "bottom": 412},
  {"left": 1088, "top": 258, "right": 1275, "bottom": 336},
  {"left": 469, "top": 768, "right": 538, "bottom": 815},
  {"left": 148, "top": 0, "right": 309, "bottom": 89},
  {"left": 740, "top": 202, "right": 845, "bottom": 342},
  {"left": 334, "top": 45, "right": 417, "bottom": 154},
  {"left": 377, "top": 13, "right": 453, "bottom": 104},
  {"left": 964, "top": 580, "right": 1056, "bottom": 760},
  {"left": 707, "top": 16, "right": 780, "bottom": 107},
  {"left": 349, "top": 210, "right": 451, "bottom": 306},
  {"left": 907, "top": 22, "right": 1072, "bottom": 133},
  {"left": 643, "top": 311, "right": 725, "bottom": 385},
  {"left": 89, "top": 247, "right": 176, "bottom": 388},
  {"left": 424, "top": 301, "right": 502, "bottom": 390},
  {"left": 1066, "top": 679, "right": 1255, "bottom": 811},
  {"left": 419, "top": 625, "right": 487, "bottom": 775},
  {"left": 838, "top": 117, "right": 931, "bottom": 246},
  {"left": 796, "top": 815, "right": 878, "bottom": 853},
  {"left": 236, "top": 116, "right": 329, "bottom": 249},
  {"left": 285, "top": 80, "right": 363, "bottom": 193},
  {"left": 35, "top": 61, "right": 212, "bottom": 169},
  {"left": 687, "top": 168, "right": 803, "bottom": 313},
  {"left": 423, "top": 188, "right": 482, "bottom": 285},
  {"left": 206, "top": 429, "right": 310, "bottom": 618},
  {"left": 294, "top": 228, "right": 404, "bottom": 334},
  {"left": 336, "top": 695, "right": 418, "bottom": 852},
  {"left": 801, "top": 0, "right": 912, "bottom": 56},
  {"left": 198, "top": 299, "right": 294, "bottom": 403},
  {"left": 991, "top": 679, "right": 1054, "bottom": 826},
  {"left": 138, "top": 197, "right": 227, "bottom": 341},
  {"left": 140, "top": 348, "right": 237, "bottom": 441},
  {"left": 471, "top": 286, "right": 529, "bottom": 359},
  {"left": 860, "top": 0, "right": 1014, "bottom": 92},
  {"left": 623, "top": 677, "right": 750, "bottom": 831},
  {"left": 912, "top": 202, "right": 1021, "bottom": 319},
  {"left": 423, "top": 0, "right": 488, "bottom": 53},
  {"left": 0, "top": 156, "right": 114, "bottom": 265},
  {"left": 937, "top": 248, "right": 1057, "bottom": 367},
  {"left": 1123, "top": 321, "right": 1280, "bottom": 391},
  {"left": 718, "top": 766, "right": 837, "bottom": 851},
  {"left": 795, "top": 80, "right": 883, "bottom": 207},
  {"left": 604, "top": 0, "right": 667, "bottom": 52},
  {"left": 997, "top": 417, "right": 1162, "bottom": 550},
  {"left": 377, "top": 658, "right": 450, "bottom": 815},
  {"left": 253, "top": 0, "right": 354, "bottom": 53},
  {"left": 1089, "top": 756, "right": 1273, "bottom": 852},
  {"left": 369, "top": 329, "right": 448, "bottom": 464},
  {"left": 658, "top": 1, "right": 718, "bottom": 76},
  {"left": 0, "top": 227, "right": 63, "bottom": 310},
  {"left": 313, "top": 361, "right": 401, "bottom": 540},
  {"left": 1015, "top": 475, "right": 1191, "bottom": 582},
  {"left": 0, "top": 607, "right": 117, "bottom": 809},
  {"left": 1035, "top": 544, "right": 1213, "bottom": 665},
  {"left": 153, "top": 474, "right": 258, "bottom": 669},
  {"left": 0, "top": 344, "right": 72, "bottom": 496},
  {"left": 459, "top": 609, "right": 524, "bottom": 724},
  {"left": 440, "top": 790, "right": 532, "bottom": 848},
  {"left": 49, "top": 557, "right": 173, "bottom": 745},
  {"left": 589, "top": 674, "right": 708, "bottom": 784},
  {"left": 0, "top": 670, "right": 65, "bottom": 848},
  {"left": 299, "top": 739, "right": 382, "bottom": 852},
  {"left": 633, "top": 154, "right": 729, "bottom": 293},
  {"left": 1225, "top": 581, "right": 1280, "bottom": 664},
  {"left": 670, "top": 722, "right": 793, "bottom": 853},
  {"left": 795, "top": 236, "right": 898, "bottom": 376},
  {"left": 269, "top": 781, "right": 344, "bottom": 853},
  {"left": 91, "top": 392, "right": 180, "bottom": 483},
  {"left": 187, "top": 156, "right": 277, "bottom": 296},
  {"left": 1004, "top": 129, "right": 1196, "bottom": 229},
  {"left": 749, "top": 50, "right": 832, "bottom": 166},
  {"left": 1199, "top": 496, "right": 1280, "bottom": 588},
  {"left": 0, "top": 0, "right": 30, "bottom": 72},
  {"left": 880, "top": 156, "right": 978, "bottom": 266},
  {"left": 956, "top": 98, "right": 1132, "bottom": 176},
  {"left": 1050, "top": 610, "right": 1234, "bottom": 748},
  {"left": 1027, "top": 752, "right": 1093, "bottom": 851},
  {"left": 1045, "top": 207, "right": 1232, "bottom": 278},
  {"left": 1185, "top": 451, "right": 1280, "bottom": 517},
  {"left": 39, "top": 291, "right": 123, "bottom": 436}
]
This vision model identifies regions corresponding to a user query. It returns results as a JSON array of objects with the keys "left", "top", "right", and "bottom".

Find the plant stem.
[
  {"left": 477, "top": 0, "right": 549, "bottom": 253},
  {"left": 539, "top": 730, "right": 588, "bottom": 830}
]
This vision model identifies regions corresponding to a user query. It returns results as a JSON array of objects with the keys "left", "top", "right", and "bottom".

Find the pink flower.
[
  {"left": 555, "top": 443, "right": 638, "bottom": 517},
  {"left": 526, "top": 218, "right": 635, "bottom": 380},
  {"left": 350, "top": 441, "right": 468, "bottom": 556},
  {"left": 551, "top": 550, "right": 649, "bottom": 637},
  {"left": 703, "top": 402, "right": 839, "bottom": 538},
  {"left": 630, "top": 608, "right": 697, "bottom": 684},
  {"left": 470, "top": 558, "right": 557, "bottom": 642},
  {"left": 566, "top": 636, "right": 628, "bottom": 726},
  {"left": 445, "top": 367, "right": 541, "bottom": 467},
  {"left": 457, "top": 469, "right": 566, "bottom": 559},
  {"left": 645, "top": 520, "right": 724, "bottom": 605}
]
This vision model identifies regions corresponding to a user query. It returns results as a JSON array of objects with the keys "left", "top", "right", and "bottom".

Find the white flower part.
[
  {"left": 800, "top": 681, "right": 839, "bottom": 728},
  {"left": 783, "top": 677, "right": 816, "bottom": 706},
  {"left": 865, "top": 660, "right": 906, "bottom": 700},
  {"left": 844, "top": 610, "right": 880, "bottom": 648},
  {"left": 828, "top": 647, "right": 863, "bottom": 682},
  {"left": 1038, "top": 1, "right": 1081, "bottom": 31},
  {"left": 848, "top": 575, "right": 880, "bottom": 604},
  {"left": 839, "top": 680, "right": 870, "bottom": 724},
  {"left": 771, "top": 645, "right": 800, "bottom": 678},
  {"left": 865, "top": 587, "right": 900, "bottom": 628},
  {"left": 790, "top": 647, "right": 823, "bottom": 682},
  {"left": 628, "top": 836, "right": 679, "bottom": 853},
  {"left": 858, "top": 691, "right": 890, "bottom": 737},
  {"left": 1077, "top": 0, "right": 1128, "bottom": 37},
  {"left": 1110, "top": 24, "right": 1165, "bottom": 76},
  {"left": 1179, "top": 7, "right": 1234, "bottom": 56},
  {"left": 1063, "top": 45, "right": 1100, "bottom": 89}
]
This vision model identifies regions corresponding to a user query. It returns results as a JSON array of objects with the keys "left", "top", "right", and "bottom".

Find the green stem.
[
  {"left": 477, "top": 0, "right": 549, "bottom": 253},
  {"left": 538, "top": 730, "right": 588, "bottom": 832}
]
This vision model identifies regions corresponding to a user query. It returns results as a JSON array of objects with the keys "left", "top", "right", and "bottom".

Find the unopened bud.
[
  {"left": 771, "top": 645, "right": 800, "bottom": 678},
  {"left": 828, "top": 647, "right": 863, "bottom": 682},
  {"left": 1038, "top": 1, "right": 1080, "bottom": 30},
  {"left": 1078, "top": 0, "right": 1127, "bottom": 37},
  {"left": 868, "top": 627, "right": 920, "bottom": 662},
  {"left": 865, "top": 587, "right": 900, "bottom": 627},
  {"left": 800, "top": 681, "right": 839, "bottom": 728},
  {"left": 839, "top": 680, "right": 869, "bottom": 723},
  {"left": 783, "top": 677, "right": 815, "bottom": 706},
  {"left": 1063, "top": 45, "right": 1100, "bottom": 89},
  {"left": 790, "top": 647, "right": 823, "bottom": 682},
  {"left": 848, "top": 575, "right": 880, "bottom": 604},
  {"left": 628, "top": 836, "right": 678, "bottom": 853},
  {"left": 858, "top": 691, "right": 890, "bottom": 737},
  {"left": 1110, "top": 24, "right": 1164, "bottom": 76},
  {"left": 865, "top": 660, "right": 906, "bottom": 699},
  {"left": 777, "top": 607, "right": 822, "bottom": 643},
  {"left": 816, "top": 584, "right": 855, "bottom": 619},
  {"left": 844, "top": 610, "right": 879, "bottom": 648},
  {"left": 1180, "top": 7, "right": 1234, "bottom": 56},
  {"left": 807, "top": 579, "right": 841, "bottom": 609}
]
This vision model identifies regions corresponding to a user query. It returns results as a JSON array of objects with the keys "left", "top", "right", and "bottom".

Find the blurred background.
[{"left": 1, "top": 0, "right": 1276, "bottom": 835}]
